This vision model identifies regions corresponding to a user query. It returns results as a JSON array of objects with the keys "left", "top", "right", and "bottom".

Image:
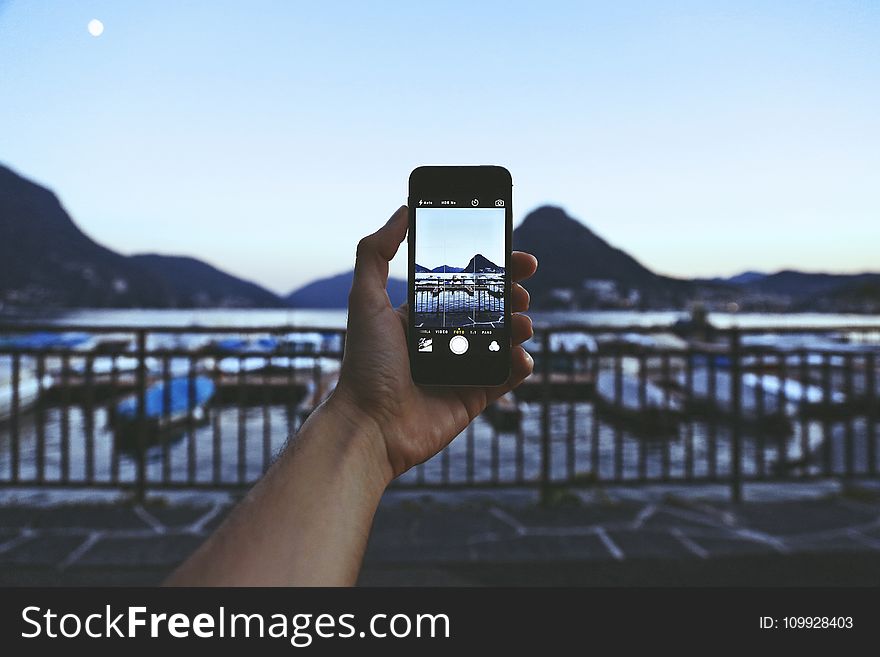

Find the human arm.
[{"left": 165, "top": 205, "right": 537, "bottom": 586}]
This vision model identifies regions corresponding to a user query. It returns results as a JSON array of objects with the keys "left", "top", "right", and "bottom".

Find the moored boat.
[{"left": 112, "top": 375, "right": 215, "bottom": 447}]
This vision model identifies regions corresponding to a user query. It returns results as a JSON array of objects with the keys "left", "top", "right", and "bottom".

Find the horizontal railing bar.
[
  {"left": 532, "top": 324, "right": 880, "bottom": 335},
  {"left": 0, "top": 348, "right": 346, "bottom": 358},
  {"left": 2, "top": 323, "right": 880, "bottom": 335},
  {"left": 0, "top": 471, "right": 872, "bottom": 491},
  {"left": 0, "top": 324, "right": 348, "bottom": 334}
]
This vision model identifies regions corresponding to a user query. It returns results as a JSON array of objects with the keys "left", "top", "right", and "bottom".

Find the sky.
[
  {"left": 415, "top": 208, "right": 506, "bottom": 271},
  {"left": 0, "top": 1, "right": 878, "bottom": 294}
]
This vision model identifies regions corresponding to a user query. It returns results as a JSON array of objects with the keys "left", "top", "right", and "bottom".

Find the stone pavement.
[{"left": 1, "top": 487, "right": 880, "bottom": 586}]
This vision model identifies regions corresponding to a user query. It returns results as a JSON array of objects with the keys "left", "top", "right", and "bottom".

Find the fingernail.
[{"left": 385, "top": 205, "right": 407, "bottom": 225}]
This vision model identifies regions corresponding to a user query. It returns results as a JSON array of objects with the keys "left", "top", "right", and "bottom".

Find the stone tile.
[
  {"left": 857, "top": 524, "right": 880, "bottom": 541},
  {"left": 687, "top": 533, "right": 776, "bottom": 557},
  {"left": 640, "top": 509, "right": 728, "bottom": 531},
  {"left": 786, "top": 533, "right": 878, "bottom": 554},
  {"left": 196, "top": 507, "right": 232, "bottom": 533},
  {"left": 0, "top": 507, "right": 40, "bottom": 529},
  {"left": 140, "top": 504, "right": 216, "bottom": 529},
  {"left": 372, "top": 507, "right": 515, "bottom": 547},
  {"left": 358, "top": 566, "right": 481, "bottom": 586},
  {"left": 0, "top": 529, "right": 20, "bottom": 544},
  {"left": 469, "top": 534, "right": 613, "bottom": 562},
  {"left": 75, "top": 535, "right": 204, "bottom": 567},
  {"left": 0, "top": 535, "right": 86, "bottom": 565},
  {"left": 727, "top": 500, "right": 878, "bottom": 536},
  {"left": 363, "top": 543, "right": 472, "bottom": 565},
  {"left": 606, "top": 530, "right": 692, "bottom": 559},
  {"left": 0, "top": 505, "right": 150, "bottom": 531},
  {"left": 503, "top": 502, "right": 641, "bottom": 529}
]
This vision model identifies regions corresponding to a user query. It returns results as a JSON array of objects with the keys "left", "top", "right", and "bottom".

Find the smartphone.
[{"left": 408, "top": 165, "right": 512, "bottom": 386}]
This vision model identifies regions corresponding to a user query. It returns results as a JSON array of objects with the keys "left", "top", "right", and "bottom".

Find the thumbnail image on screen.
[{"left": 414, "top": 207, "right": 506, "bottom": 329}]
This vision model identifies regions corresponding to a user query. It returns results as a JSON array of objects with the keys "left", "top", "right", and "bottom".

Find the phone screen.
[{"left": 408, "top": 166, "right": 511, "bottom": 386}]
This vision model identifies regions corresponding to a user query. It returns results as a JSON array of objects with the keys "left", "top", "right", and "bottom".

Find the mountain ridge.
[
  {"left": 3, "top": 165, "right": 878, "bottom": 312},
  {"left": 0, "top": 164, "right": 283, "bottom": 309},
  {"left": 285, "top": 270, "right": 406, "bottom": 308}
]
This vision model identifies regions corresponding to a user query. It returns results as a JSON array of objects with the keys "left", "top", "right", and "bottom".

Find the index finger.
[{"left": 511, "top": 251, "right": 538, "bottom": 282}]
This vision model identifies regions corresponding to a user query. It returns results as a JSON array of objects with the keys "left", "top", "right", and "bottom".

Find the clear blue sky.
[
  {"left": 415, "top": 208, "right": 506, "bottom": 271},
  {"left": 1, "top": 1, "right": 878, "bottom": 293}
]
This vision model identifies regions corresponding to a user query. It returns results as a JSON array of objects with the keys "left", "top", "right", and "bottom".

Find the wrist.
[{"left": 311, "top": 390, "right": 395, "bottom": 489}]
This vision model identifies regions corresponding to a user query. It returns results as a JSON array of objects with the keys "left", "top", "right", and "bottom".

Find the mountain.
[
  {"left": 286, "top": 270, "right": 406, "bottom": 308},
  {"left": 130, "top": 254, "right": 282, "bottom": 308},
  {"left": 463, "top": 254, "right": 501, "bottom": 273},
  {"left": 726, "top": 271, "right": 767, "bottom": 285},
  {"left": 0, "top": 165, "right": 167, "bottom": 308},
  {"left": 741, "top": 270, "right": 880, "bottom": 298},
  {"left": 811, "top": 278, "right": 880, "bottom": 313},
  {"left": 414, "top": 264, "right": 464, "bottom": 273},
  {"left": 0, "top": 164, "right": 283, "bottom": 309},
  {"left": 512, "top": 206, "right": 692, "bottom": 308},
  {"left": 733, "top": 270, "right": 880, "bottom": 312}
]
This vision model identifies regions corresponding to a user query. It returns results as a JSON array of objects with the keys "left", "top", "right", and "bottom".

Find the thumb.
[{"left": 349, "top": 205, "right": 408, "bottom": 311}]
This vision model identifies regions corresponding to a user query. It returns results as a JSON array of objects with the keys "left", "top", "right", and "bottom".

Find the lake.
[
  {"left": 1, "top": 307, "right": 878, "bottom": 497},
  {"left": 4, "top": 308, "right": 880, "bottom": 330}
]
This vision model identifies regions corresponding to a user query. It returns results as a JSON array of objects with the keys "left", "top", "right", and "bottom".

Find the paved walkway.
[{"left": 1, "top": 488, "right": 880, "bottom": 585}]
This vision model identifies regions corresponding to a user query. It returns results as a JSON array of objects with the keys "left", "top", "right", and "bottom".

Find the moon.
[{"left": 87, "top": 19, "right": 104, "bottom": 37}]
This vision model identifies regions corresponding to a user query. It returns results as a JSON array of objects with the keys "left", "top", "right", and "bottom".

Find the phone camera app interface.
[{"left": 414, "top": 203, "right": 507, "bottom": 359}]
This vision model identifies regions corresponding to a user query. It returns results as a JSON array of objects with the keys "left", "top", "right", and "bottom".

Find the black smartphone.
[{"left": 408, "top": 165, "right": 512, "bottom": 386}]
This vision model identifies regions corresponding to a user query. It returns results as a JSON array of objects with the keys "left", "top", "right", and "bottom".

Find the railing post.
[
  {"left": 867, "top": 351, "right": 877, "bottom": 476},
  {"left": 135, "top": 329, "right": 147, "bottom": 503},
  {"left": 540, "top": 329, "right": 552, "bottom": 505},
  {"left": 729, "top": 327, "right": 743, "bottom": 503}
]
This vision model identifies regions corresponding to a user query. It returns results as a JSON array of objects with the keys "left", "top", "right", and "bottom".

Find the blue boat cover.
[
  {"left": 116, "top": 375, "right": 215, "bottom": 420},
  {"left": 0, "top": 332, "right": 92, "bottom": 350}
]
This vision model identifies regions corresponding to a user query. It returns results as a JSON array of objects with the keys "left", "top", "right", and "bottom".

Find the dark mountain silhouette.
[
  {"left": 288, "top": 209, "right": 880, "bottom": 311},
  {"left": 413, "top": 264, "right": 464, "bottom": 273},
  {"left": 726, "top": 271, "right": 767, "bottom": 285},
  {"left": 0, "top": 165, "right": 168, "bottom": 308},
  {"left": 286, "top": 270, "right": 406, "bottom": 308},
  {"left": 463, "top": 254, "right": 502, "bottom": 272},
  {"left": 131, "top": 254, "right": 282, "bottom": 308},
  {"left": 810, "top": 278, "right": 880, "bottom": 313},
  {"left": 0, "top": 164, "right": 282, "bottom": 309},
  {"left": 741, "top": 270, "right": 880, "bottom": 298},
  {"left": 512, "top": 206, "right": 692, "bottom": 308},
  {"left": 4, "top": 163, "right": 876, "bottom": 313},
  {"left": 732, "top": 270, "right": 880, "bottom": 312}
]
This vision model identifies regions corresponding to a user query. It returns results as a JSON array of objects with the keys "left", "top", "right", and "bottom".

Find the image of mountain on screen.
[
  {"left": 415, "top": 254, "right": 503, "bottom": 275},
  {"left": 413, "top": 255, "right": 505, "bottom": 329}
]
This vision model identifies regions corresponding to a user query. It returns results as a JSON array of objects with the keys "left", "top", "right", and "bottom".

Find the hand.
[{"left": 329, "top": 205, "right": 538, "bottom": 482}]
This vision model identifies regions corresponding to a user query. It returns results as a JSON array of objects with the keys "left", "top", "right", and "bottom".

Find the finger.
[
  {"left": 394, "top": 302, "right": 408, "bottom": 326},
  {"left": 484, "top": 345, "right": 533, "bottom": 404},
  {"left": 511, "top": 313, "right": 533, "bottom": 345},
  {"left": 511, "top": 252, "right": 538, "bottom": 283},
  {"left": 349, "top": 206, "right": 408, "bottom": 311},
  {"left": 512, "top": 283, "right": 530, "bottom": 313}
]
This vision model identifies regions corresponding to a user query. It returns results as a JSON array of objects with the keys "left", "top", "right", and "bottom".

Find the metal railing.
[{"left": 0, "top": 323, "right": 878, "bottom": 502}]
